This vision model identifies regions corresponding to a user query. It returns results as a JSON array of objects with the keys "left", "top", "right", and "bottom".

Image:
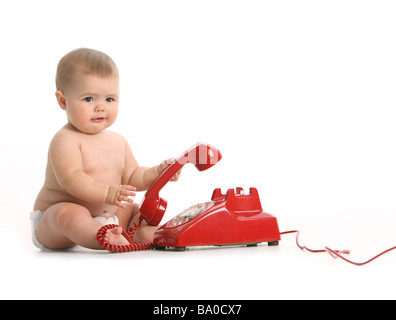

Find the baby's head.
[
  {"left": 55, "top": 48, "right": 120, "bottom": 134},
  {"left": 56, "top": 48, "right": 119, "bottom": 93}
]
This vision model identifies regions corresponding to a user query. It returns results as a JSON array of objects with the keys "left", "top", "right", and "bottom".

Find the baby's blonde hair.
[{"left": 56, "top": 48, "right": 118, "bottom": 91}]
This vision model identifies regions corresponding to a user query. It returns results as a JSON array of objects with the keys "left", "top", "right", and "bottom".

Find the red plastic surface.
[
  {"left": 153, "top": 187, "right": 281, "bottom": 248},
  {"left": 139, "top": 142, "right": 222, "bottom": 226}
]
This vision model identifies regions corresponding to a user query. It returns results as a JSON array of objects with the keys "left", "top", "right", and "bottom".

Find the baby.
[{"left": 31, "top": 48, "right": 180, "bottom": 251}]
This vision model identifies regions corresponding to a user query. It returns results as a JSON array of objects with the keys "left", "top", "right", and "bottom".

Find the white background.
[{"left": 1, "top": 0, "right": 396, "bottom": 300}]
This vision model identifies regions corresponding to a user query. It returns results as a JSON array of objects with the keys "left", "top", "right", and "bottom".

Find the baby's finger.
[
  {"left": 117, "top": 201, "right": 127, "bottom": 209},
  {"left": 121, "top": 185, "right": 137, "bottom": 191},
  {"left": 119, "top": 195, "right": 134, "bottom": 204},
  {"left": 120, "top": 185, "right": 136, "bottom": 195},
  {"left": 157, "top": 162, "right": 168, "bottom": 174},
  {"left": 120, "top": 189, "right": 136, "bottom": 198},
  {"left": 171, "top": 169, "right": 182, "bottom": 181}
]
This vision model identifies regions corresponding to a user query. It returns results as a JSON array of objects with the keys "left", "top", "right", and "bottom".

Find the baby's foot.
[{"left": 104, "top": 227, "right": 130, "bottom": 246}]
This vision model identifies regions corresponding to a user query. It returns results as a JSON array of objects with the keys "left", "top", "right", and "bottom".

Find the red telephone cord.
[
  {"left": 280, "top": 230, "right": 396, "bottom": 266},
  {"left": 96, "top": 223, "right": 154, "bottom": 253}
]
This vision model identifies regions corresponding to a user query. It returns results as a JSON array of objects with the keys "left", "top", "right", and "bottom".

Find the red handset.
[{"left": 139, "top": 142, "right": 222, "bottom": 226}]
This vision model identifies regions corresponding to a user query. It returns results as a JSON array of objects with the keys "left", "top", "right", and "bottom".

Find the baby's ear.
[{"left": 55, "top": 90, "right": 67, "bottom": 110}]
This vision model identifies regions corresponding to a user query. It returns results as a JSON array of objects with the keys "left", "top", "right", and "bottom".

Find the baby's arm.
[
  {"left": 123, "top": 141, "right": 180, "bottom": 191},
  {"left": 49, "top": 132, "right": 135, "bottom": 208},
  {"left": 122, "top": 140, "right": 158, "bottom": 191}
]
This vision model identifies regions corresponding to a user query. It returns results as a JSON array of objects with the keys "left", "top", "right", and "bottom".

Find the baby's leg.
[
  {"left": 35, "top": 202, "right": 104, "bottom": 250},
  {"left": 113, "top": 203, "right": 159, "bottom": 245}
]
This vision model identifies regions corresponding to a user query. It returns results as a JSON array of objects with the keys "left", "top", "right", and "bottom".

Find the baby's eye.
[
  {"left": 106, "top": 97, "right": 115, "bottom": 103},
  {"left": 83, "top": 97, "right": 93, "bottom": 102}
]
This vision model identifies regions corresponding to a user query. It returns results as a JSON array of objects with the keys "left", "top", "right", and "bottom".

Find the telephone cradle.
[{"left": 96, "top": 142, "right": 281, "bottom": 253}]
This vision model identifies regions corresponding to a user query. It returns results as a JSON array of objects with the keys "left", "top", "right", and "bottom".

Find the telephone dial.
[{"left": 97, "top": 142, "right": 281, "bottom": 253}]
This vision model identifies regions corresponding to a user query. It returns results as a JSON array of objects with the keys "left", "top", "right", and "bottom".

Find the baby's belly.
[
  {"left": 83, "top": 202, "right": 118, "bottom": 218},
  {"left": 34, "top": 187, "right": 118, "bottom": 218}
]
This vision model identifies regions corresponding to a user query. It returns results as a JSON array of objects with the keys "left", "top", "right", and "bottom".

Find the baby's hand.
[
  {"left": 157, "top": 158, "right": 181, "bottom": 182},
  {"left": 106, "top": 185, "right": 137, "bottom": 209}
]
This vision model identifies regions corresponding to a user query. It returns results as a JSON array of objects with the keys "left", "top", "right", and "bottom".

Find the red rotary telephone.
[{"left": 97, "top": 142, "right": 281, "bottom": 252}]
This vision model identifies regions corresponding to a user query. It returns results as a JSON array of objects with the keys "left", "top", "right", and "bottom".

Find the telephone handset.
[{"left": 139, "top": 142, "right": 222, "bottom": 226}]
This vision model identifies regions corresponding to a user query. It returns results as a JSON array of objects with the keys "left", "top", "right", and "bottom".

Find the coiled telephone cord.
[{"left": 96, "top": 222, "right": 154, "bottom": 253}]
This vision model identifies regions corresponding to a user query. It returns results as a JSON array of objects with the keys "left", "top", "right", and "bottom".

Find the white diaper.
[
  {"left": 94, "top": 215, "right": 119, "bottom": 226},
  {"left": 30, "top": 210, "right": 119, "bottom": 251}
]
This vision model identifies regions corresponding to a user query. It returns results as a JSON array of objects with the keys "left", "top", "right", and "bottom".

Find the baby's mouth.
[{"left": 91, "top": 117, "right": 106, "bottom": 122}]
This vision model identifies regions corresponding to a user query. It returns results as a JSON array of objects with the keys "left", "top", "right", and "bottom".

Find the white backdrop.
[{"left": 1, "top": 0, "right": 396, "bottom": 300}]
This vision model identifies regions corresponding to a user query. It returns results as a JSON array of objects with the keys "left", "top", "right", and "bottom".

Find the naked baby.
[{"left": 31, "top": 48, "right": 180, "bottom": 251}]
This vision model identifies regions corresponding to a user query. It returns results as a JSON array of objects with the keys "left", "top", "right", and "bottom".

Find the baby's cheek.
[{"left": 107, "top": 111, "right": 118, "bottom": 125}]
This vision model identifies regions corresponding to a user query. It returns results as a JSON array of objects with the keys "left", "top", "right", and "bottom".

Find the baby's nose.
[{"left": 95, "top": 103, "right": 105, "bottom": 112}]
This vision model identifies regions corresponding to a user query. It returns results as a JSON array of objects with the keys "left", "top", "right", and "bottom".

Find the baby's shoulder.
[
  {"left": 102, "top": 130, "right": 128, "bottom": 145},
  {"left": 49, "top": 126, "right": 81, "bottom": 148}
]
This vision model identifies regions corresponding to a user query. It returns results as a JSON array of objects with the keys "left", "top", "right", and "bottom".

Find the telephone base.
[
  {"left": 155, "top": 245, "right": 187, "bottom": 252},
  {"left": 154, "top": 241, "right": 279, "bottom": 251},
  {"left": 153, "top": 187, "right": 281, "bottom": 250}
]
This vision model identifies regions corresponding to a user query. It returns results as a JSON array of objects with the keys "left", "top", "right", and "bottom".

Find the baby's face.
[{"left": 61, "top": 73, "right": 120, "bottom": 134}]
